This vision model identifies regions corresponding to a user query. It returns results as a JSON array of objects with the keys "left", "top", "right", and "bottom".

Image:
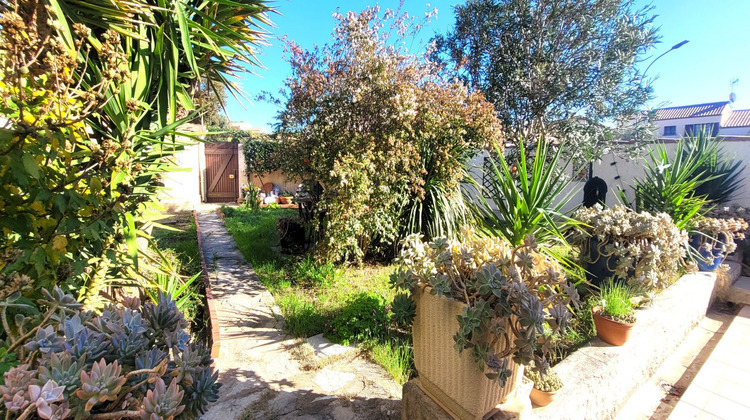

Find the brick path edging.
[{"left": 193, "top": 209, "right": 221, "bottom": 362}]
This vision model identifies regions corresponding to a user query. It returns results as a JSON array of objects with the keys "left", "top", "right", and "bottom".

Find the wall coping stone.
[{"left": 534, "top": 271, "right": 718, "bottom": 420}]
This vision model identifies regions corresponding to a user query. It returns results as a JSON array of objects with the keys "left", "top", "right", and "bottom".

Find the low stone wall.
[{"left": 534, "top": 271, "right": 719, "bottom": 420}]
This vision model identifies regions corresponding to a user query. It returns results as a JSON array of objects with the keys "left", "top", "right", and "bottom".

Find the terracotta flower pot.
[
  {"left": 529, "top": 387, "right": 560, "bottom": 407},
  {"left": 413, "top": 288, "right": 521, "bottom": 420},
  {"left": 592, "top": 306, "right": 635, "bottom": 346}
]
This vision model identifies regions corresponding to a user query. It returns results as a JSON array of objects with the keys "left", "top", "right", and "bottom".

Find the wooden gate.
[{"left": 204, "top": 142, "right": 239, "bottom": 203}]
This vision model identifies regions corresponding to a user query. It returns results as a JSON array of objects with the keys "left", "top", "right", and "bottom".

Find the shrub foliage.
[{"left": 274, "top": 6, "right": 502, "bottom": 263}]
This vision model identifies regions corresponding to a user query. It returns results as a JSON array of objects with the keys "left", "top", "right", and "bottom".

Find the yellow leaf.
[
  {"left": 30, "top": 201, "right": 44, "bottom": 213},
  {"left": 52, "top": 236, "right": 67, "bottom": 252}
]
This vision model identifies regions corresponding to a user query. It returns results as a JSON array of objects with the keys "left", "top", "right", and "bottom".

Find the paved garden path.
[{"left": 195, "top": 207, "right": 402, "bottom": 420}]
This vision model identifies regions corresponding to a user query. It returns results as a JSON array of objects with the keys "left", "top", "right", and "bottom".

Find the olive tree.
[{"left": 433, "top": 0, "right": 660, "bottom": 160}]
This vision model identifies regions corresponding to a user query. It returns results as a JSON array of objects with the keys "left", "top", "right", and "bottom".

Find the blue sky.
[{"left": 225, "top": 0, "right": 750, "bottom": 132}]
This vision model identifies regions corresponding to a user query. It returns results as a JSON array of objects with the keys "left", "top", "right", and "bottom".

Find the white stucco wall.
[
  {"left": 466, "top": 138, "right": 750, "bottom": 215},
  {"left": 654, "top": 115, "right": 722, "bottom": 138},
  {"left": 720, "top": 127, "right": 750, "bottom": 136},
  {"left": 160, "top": 142, "right": 203, "bottom": 209}
]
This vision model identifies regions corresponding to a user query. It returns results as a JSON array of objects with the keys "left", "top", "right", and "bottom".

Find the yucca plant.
[
  {"left": 467, "top": 138, "right": 578, "bottom": 247},
  {"left": 683, "top": 132, "right": 745, "bottom": 205},
  {"left": 627, "top": 137, "right": 715, "bottom": 231}
]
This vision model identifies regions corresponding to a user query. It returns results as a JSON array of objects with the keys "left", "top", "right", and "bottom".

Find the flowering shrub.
[
  {"left": 390, "top": 228, "right": 578, "bottom": 385},
  {"left": 274, "top": 6, "right": 502, "bottom": 263},
  {"left": 572, "top": 205, "right": 688, "bottom": 289},
  {"left": 0, "top": 288, "right": 220, "bottom": 419}
]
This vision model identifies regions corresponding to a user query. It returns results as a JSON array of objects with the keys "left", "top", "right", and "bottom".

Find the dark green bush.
[{"left": 324, "top": 293, "right": 389, "bottom": 344}]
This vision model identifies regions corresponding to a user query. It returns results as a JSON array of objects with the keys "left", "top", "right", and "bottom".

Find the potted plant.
[
  {"left": 391, "top": 227, "right": 578, "bottom": 420},
  {"left": 690, "top": 216, "right": 747, "bottom": 271},
  {"left": 279, "top": 190, "right": 294, "bottom": 205},
  {"left": 571, "top": 205, "right": 688, "bottom": 289},
  {"left": 524, "top": 362, "right": 563, "bottom": 407},
  {"left": 592, "top": 280, "right": 637, "bottom": 346}
]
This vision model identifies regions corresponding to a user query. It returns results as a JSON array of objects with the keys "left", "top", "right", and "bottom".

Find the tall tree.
[{"left": 434, "top": 0, "right": 659, "bottom": 160}]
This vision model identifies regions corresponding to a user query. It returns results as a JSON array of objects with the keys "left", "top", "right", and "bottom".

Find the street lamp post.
[{"left": 644, "top": 40, "right": 689, "bottom": 75}]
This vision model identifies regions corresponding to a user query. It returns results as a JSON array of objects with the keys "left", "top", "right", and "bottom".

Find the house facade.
[{"left": 654, "top": 101, "right": 750, "bottom": 138}]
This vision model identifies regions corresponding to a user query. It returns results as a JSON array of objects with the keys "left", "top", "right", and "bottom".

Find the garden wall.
[
  {"left": 159, "top": 124, "right": 205, "bottom": 208},
  {"left": 245, "top": 168, "right": 300, "bottom": 195},
  {"left": 590, "top": 137, "right": 750, "bottom": 208},
  {"left": 467, "top": 136, "right": 750, "bottom": 213},
  {"left": 534, "top": 270, "right": 720, "bottom": 420}
]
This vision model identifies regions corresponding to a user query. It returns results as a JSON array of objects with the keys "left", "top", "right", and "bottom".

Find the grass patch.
[
  {"left": 221, "top": 206, "right": 412, "bottom": 384},
  {"left": 151, "top": 211, "right": 206, "bottom": 339}
]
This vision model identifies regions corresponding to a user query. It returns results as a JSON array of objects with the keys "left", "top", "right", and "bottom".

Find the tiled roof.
[
  {"left": 655, "top": 101, "right": 729, "bottom": 120},
  {"left": 724, "top": 109, "right": 750, "bottom": 127}
]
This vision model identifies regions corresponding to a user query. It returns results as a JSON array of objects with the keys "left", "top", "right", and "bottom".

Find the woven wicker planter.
[{"left": 413, "top": 287, "right": 521, "bottom": 420}]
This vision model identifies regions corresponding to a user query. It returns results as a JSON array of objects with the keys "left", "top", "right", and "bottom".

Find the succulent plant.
[
  {"left": 37, "top": 352, "right": 85, "bottom": 395},
  {"left": 170, "top": 343, "right": 211, "bottom": 387},
  {"left": 131, "top": 348, "right": 170, "bottom": 390},
  {"left": 178, "top": 367, "right": 221, "bottom": 416},
  {"left": 39, "top": 287, "right": 82, "bottom": 311},
  {"left": 29, "top": 380, "right": 66, "bottom": 419},
  {"left": 140, "top": 377, "right": 185, "bottom": 420},
  {"left": 524, "top": 362, "right": 563, "bottom": 392},
  {"left": 0, "top": 287, "right": 219, "bottom": 418},
  {"left": 692, "top": 216, "right": 748, "bottom": 256},
  {"left": 64, "top": 327, "right": 111, "bottom": 365},
  {"left": 76, "top": 359, "right": 127, "bottom": 411},
  {"left": 0, "top": 364, "right": 35, "bottom": 411},
  {"left": 391, "top": 228, "right": 578, "bottom": 386},
  {"left": 142, "top": 294, "right": 187, "bottom": 346},
  {"left": 571, "top": 205, "right": 687, "bottom": 289},
  {"left": 25, "top": 325, "right": 65, "bottom": 355}
]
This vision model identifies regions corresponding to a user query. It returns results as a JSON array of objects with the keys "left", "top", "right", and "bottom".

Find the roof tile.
[
  {"left": 655, "top": 101, "right": 729, "bottom": 120},
  {"left": 724, "top": 109, "right": 750, "bottom": 128}
]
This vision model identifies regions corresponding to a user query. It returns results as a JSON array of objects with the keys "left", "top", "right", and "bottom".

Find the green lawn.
[{"left": 221, "top": 206, "right": 413, "bottom": 384}]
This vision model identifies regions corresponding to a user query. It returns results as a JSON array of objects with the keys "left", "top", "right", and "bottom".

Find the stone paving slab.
[
  {"left": 667, "top": 306, "right": 750, "bottom": 420},
  {"left": 195, "top": 208, "right": 401, "bottom": 420}
]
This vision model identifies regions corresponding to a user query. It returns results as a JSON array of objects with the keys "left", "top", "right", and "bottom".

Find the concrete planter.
[
  {"left": 412, "top": 287, "right": 521, "bottom": 420},
  {"left": 534, "top": 272, "right": 719, "bottom": 420}
]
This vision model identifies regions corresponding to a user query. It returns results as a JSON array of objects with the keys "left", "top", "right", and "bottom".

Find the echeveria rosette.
[
  {"left": 76, "top": 359, "right": 127, "bottom": 412},
  {"left": 139, "top": 377, "right": 185, "bottom": 420}
]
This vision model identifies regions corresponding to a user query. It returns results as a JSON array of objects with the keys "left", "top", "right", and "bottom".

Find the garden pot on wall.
[
  {"left": 529, "top": 387, "right": 560, "bottom": 407},
  {"left": 585, "top": 238, "right": 617, "bottom": 286},
  {"left": 413, "top": 287, "right": 522, "bottom": 420},
  {"left": 592, "top": 306, "right": 635, "bottom": 346},
  {"left": 688, "top": 235, "right": 724, "bottom": 271}
]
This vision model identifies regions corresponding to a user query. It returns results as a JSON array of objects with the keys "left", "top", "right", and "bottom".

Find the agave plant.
[{"left": 682, "top": 132, "right": 745, "bottom": 205}]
